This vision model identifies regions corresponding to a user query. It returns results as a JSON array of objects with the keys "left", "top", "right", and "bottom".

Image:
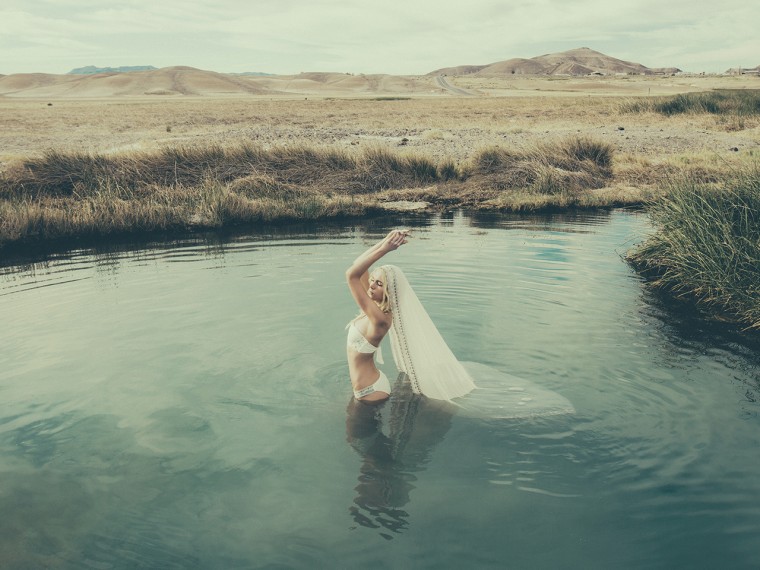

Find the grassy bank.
[
  {"left": 3, "top": 135, "right": 759, "bottom": 332},
  {"left": 0, "top": 137, "right": 638, "bottom": 248},
  {"left": 626, "top": 165, "right": 760, "bottom": 330}
]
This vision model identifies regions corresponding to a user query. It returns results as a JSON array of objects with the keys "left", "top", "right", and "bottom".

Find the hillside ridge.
[{"left": 429, "top": 47, "right": 681, "bottom": 76}]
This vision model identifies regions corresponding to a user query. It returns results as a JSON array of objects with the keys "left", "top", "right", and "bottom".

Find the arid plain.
[{"left": 1, "top": 73, "right": 758, "bottom": 169}]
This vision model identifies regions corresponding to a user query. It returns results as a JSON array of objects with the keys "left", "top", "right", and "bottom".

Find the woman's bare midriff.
[{"left": 347, "top": 350, "right": 389, "bottom": 401}]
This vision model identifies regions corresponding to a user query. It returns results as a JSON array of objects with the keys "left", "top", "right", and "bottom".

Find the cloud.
[{"left": 0, "top": 0, "right": 757, "bottom": 74}]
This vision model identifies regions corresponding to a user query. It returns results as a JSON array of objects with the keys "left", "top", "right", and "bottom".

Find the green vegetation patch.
[{"left": 627, "top": 165, "right": 760, "bottom": 330}]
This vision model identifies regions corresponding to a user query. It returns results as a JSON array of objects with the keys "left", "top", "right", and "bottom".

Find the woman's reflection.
[{"left": 345, "top": 373, "right": 457, "bottom": 539}]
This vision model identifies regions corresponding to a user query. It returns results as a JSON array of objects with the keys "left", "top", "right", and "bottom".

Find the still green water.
[{"left": 1, "top": 210, "right": 758, "bottom": 569}]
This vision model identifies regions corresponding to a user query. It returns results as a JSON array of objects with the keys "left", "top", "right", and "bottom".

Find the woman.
[{"left": 345, "top": 229, "right": 476, "bottom": 402}]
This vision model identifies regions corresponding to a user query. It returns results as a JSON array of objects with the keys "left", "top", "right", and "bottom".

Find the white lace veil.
[{"left": 380, "top": 264, "right": 476, "bottom": 401}]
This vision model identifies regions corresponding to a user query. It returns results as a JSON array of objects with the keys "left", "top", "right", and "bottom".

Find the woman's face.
[{"left": 367, "top": 270, "right": 385, "bottom": 303}]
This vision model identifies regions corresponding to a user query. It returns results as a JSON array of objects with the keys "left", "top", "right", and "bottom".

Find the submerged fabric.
[
  {"left": 354, "top": 370, "right": 392, "bottom": 399},
  {"left": 381, "top": 264, "right": 476, "bottom": 401},
  {"left": 455, "top": 362, "right": 575, "bottom": 419}
]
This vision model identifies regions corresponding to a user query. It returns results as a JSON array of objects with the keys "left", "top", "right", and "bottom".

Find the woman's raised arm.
[{"left": 345, "top": 230, "right": 409, "bottom": 317}]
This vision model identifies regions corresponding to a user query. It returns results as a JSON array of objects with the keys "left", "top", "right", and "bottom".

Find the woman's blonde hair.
[{"left": 371, "top": 267, "right": 392, "bottom": 313}]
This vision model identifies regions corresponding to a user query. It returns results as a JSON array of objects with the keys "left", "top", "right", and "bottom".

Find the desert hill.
[
  {"left": 68, "top": 65, "right": 158, "bottom": 75},
  {"left": 253, "top": 72, "right": 428, "bottom": 93},
  {"left": 430, "top": 47, "right": 680, "bottom": 76},
  {"left": 0, "top": 66, "right": 279, "bottom": 97},
  {"left": 0, "top": 72, "right": 80, "bottom": 93},
  {"left": 0, "top": 67, "right": 434, "bottom": 98},
  {"left": 0, "top": 49, "right": 694, "bottom": 99}
]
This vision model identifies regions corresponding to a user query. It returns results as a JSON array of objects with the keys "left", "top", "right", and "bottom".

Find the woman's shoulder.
[{"left": 367, "top": 308, "right": 392, "bottom": 330}]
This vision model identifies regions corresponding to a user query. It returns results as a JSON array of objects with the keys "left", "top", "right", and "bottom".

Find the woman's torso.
[{"left": 346, "top": 314, "right": 387, "bottom": 389}]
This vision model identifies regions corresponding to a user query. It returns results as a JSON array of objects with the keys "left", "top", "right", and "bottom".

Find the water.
[{"left": 1, "top": 210, "right": 758, "bottom": 569}]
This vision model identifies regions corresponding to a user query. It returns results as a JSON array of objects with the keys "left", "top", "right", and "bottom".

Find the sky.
[{"left": 0, "top": 0, "right": 757, "bottom": 76}]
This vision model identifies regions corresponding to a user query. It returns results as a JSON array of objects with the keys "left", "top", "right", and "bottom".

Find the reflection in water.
[
  {"left": 345, "top": 373, "right": 456, "bottom": 539},
  {"left": 641, "top": 287, "right": 760, "bottom": 358}
]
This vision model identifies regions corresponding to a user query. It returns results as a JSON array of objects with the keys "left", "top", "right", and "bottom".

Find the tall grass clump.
[
  {"left": 467, "top": 136, "right": 613, "bottom": 195},
  {"left": 0, "top": 142, "right": 447, "bottom": 248},
  {"left": 621, "top": 89, "right": 760, "bottom": 116},
  {"left": 437, "top": 159, "right": 461, "bottom": 181},
  {"left": 627, "top": 165, "right": 760, "bottom": 329},
  {"left": 9, "top": 150, "right": 118, "bottom": 197},
  {"left": 356, "top": 146, "right": 440, "bottom": 191},
  {"left": 4, "top": 143, "right": 449, "bottom": 200}
]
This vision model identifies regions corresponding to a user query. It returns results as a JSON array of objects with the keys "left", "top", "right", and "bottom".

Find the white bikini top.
[{"left": 346, "top": 316, "right": 384, "bottom": 364}]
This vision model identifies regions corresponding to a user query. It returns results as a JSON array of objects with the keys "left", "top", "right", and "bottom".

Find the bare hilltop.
[{"left": 430, "top": 47, "right": 681, "bottom": 76}]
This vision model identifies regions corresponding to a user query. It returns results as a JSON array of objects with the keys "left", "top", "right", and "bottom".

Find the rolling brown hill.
[
  {"left": 0, "top": 66, "right": 279, "bottom": 97},
  {"left": 0, "top": 72, "right": 82, "bottom": 93},
  {"left": 0, "top": 67, "right": 435, "bottom": 98},
  {"left": 253, "top": 72, "right": 430, "bottom": 93},
  {"left": 430, "top": 47, "right": 680, "bottom": 76}
]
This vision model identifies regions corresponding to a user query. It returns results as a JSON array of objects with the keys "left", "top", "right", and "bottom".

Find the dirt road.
[{"left": 435, "top": 75, "right": 475, "bottom": 96}]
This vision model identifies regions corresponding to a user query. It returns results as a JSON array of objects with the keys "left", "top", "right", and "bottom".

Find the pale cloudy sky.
[{"left": 1, "top": 0, "right": 757, "bottom": 75}]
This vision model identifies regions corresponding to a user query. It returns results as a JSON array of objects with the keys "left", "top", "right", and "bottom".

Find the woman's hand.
[
  {"left": 383, "top": 229, "right": 410, "bottom": 251},
  {"left": 347, "top": 229, "right": 410, "bottom": 315}
]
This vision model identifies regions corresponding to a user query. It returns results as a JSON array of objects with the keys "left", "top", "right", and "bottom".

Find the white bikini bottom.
[{"left": 353, "top": 370, "right": 391, "bottom": 400}]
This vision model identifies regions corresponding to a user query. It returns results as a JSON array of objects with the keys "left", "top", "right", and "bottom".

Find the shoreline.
[
  {"left": 2, "top": 86, "right": 758, "bottom": 333},
  {"left": 0, "top": 137, "right": 657, "bottom": 251}
]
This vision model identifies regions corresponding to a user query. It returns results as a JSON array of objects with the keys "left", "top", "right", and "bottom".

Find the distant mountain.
[
  {"left": 429, "top": 47, "right": 681, "bottom": 76},
  {"left": 68, "top": 65, "right": 158, "bottom": 75}
]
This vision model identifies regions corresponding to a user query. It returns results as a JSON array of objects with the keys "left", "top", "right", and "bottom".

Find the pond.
[{"left": 1, "top": 210, "right": 759, "bottom": 569}]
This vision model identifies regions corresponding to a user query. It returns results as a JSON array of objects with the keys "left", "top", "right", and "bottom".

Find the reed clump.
[
  {"left": 4, "top": 144, "right": 447, "bottom": 199},
  {"left": 621, "top": 90, "right": 760, "bottom": 117},
  {"left": 626, "top": 165, "right": 760, "bottom": 329}
]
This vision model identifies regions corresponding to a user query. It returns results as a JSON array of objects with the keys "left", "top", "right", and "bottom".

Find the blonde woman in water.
[{"left": 345, "top": 229, "right": 476, "bottom": 402}]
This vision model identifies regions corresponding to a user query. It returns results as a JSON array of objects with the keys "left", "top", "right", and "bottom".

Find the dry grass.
[
  {"left": 0, "top": 176, "right": 369, "bottom": 247},
  {"left": 2, "top": 143, "right": 445, "bottom": 199},
  {"left": 3, "top": 131, "right": 759, "bottom": 249},
  {"left": 465, "top": 137, "right": 613, "bottom": 195},
  {"left": 2, "top": 87, "right": 756, "bottom": 171},
  {"left": 0, "top": 137, "right": 628, "bottom": 246}
]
